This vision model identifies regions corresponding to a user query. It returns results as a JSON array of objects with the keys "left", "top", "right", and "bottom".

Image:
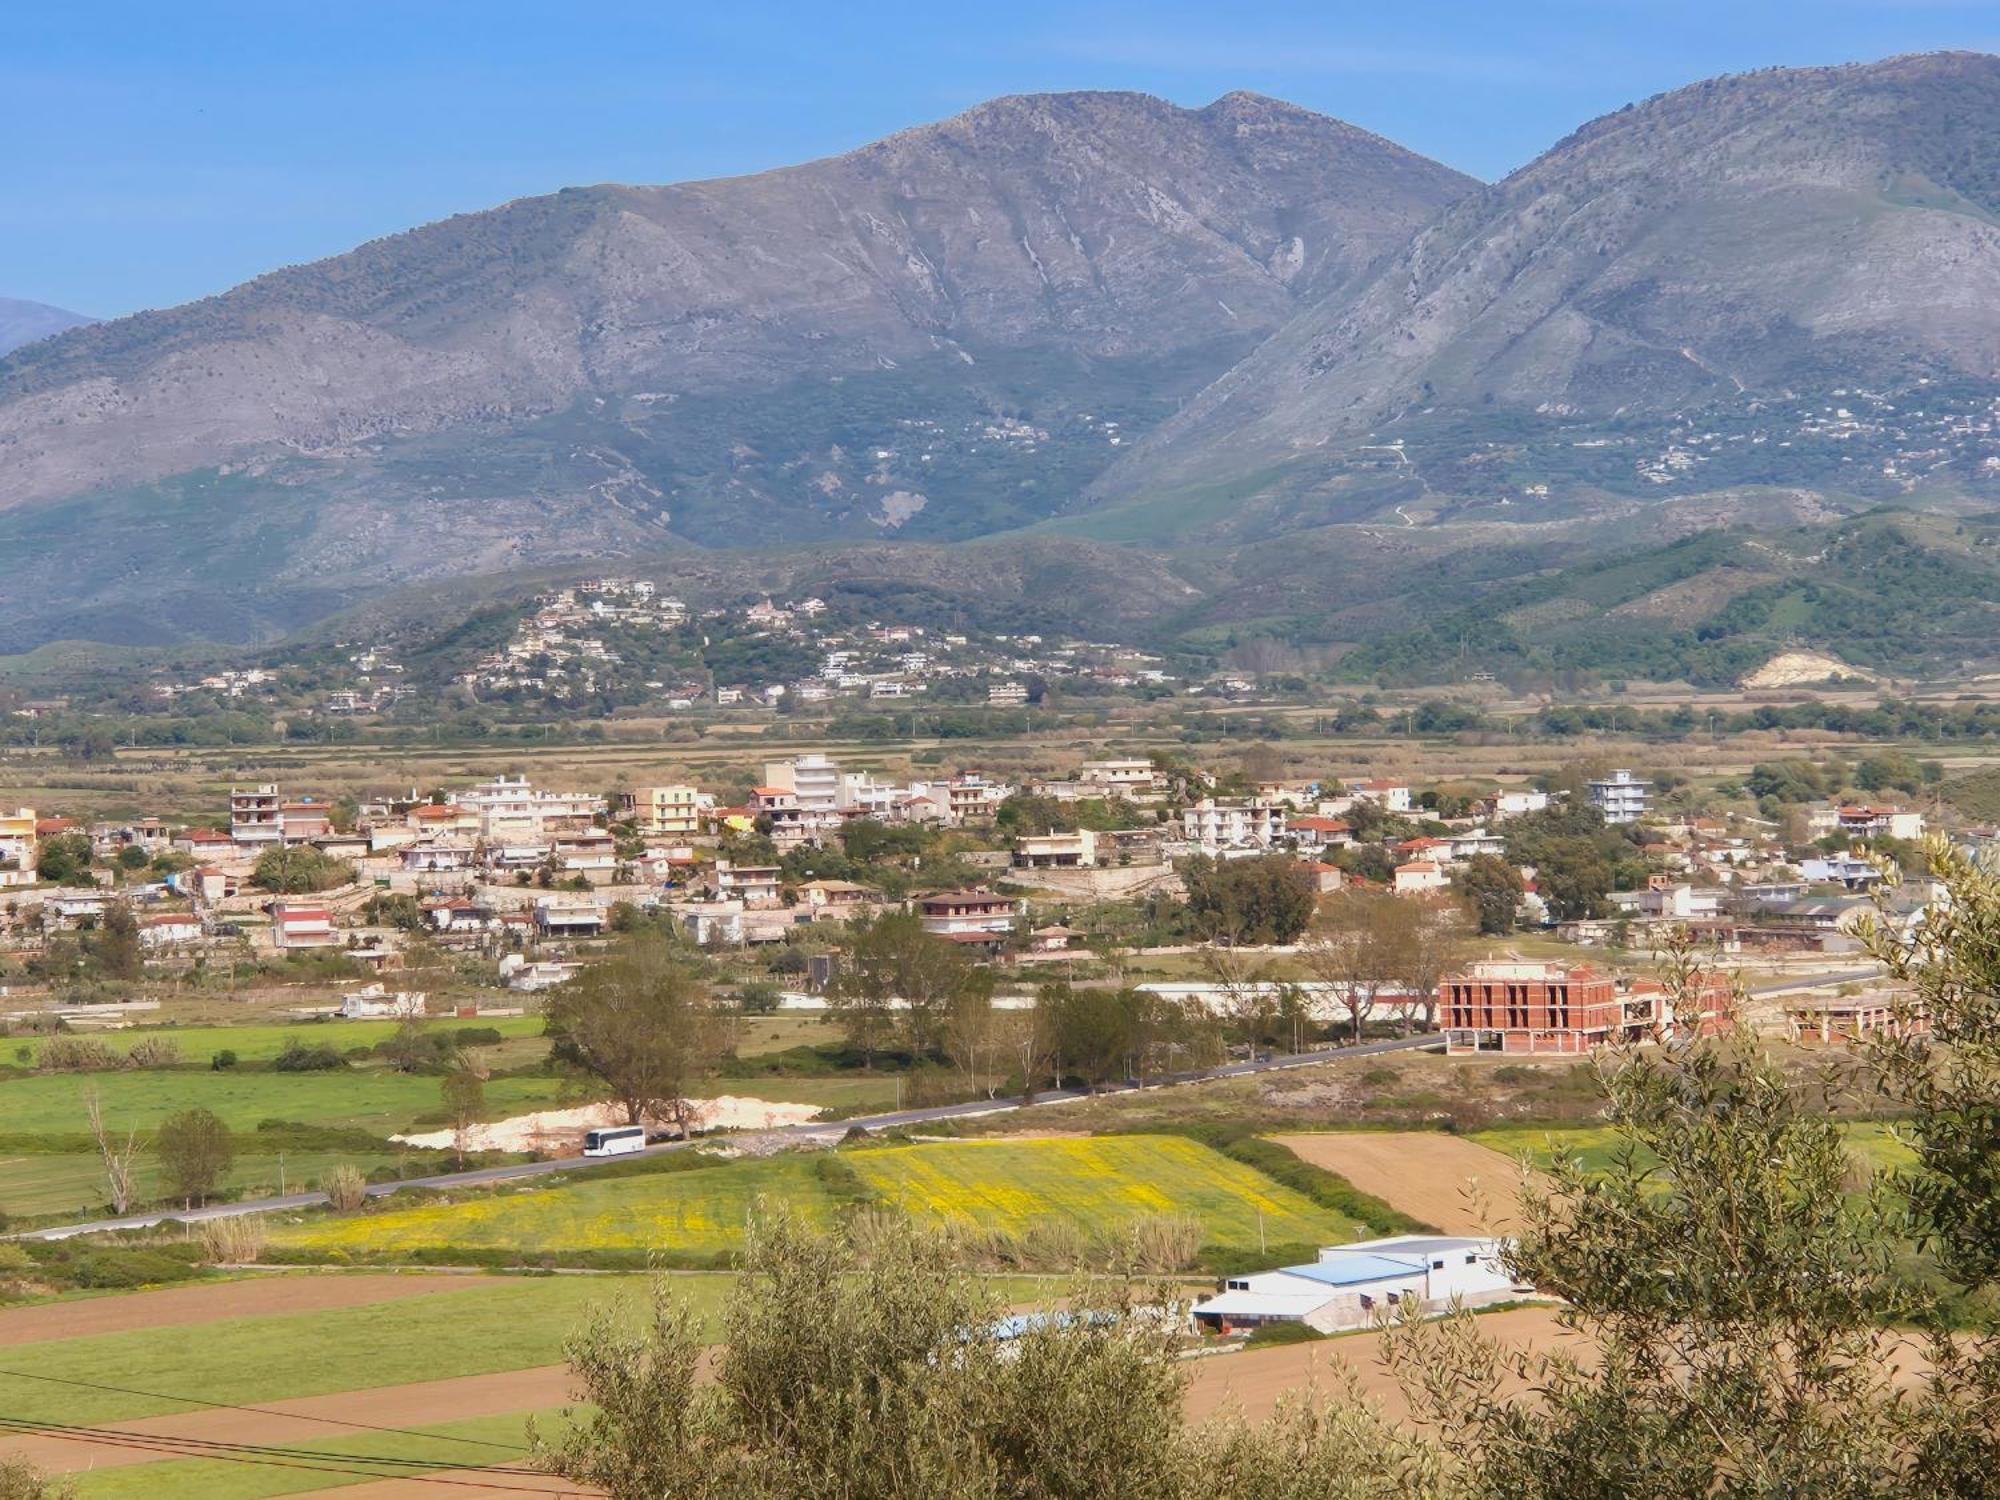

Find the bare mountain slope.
[
  {"left": 1096, "top": 52, "right": 2000, "bottom": 506},
  {"left": 0, "top": 91, "right": 1472, "bottom": 520}
]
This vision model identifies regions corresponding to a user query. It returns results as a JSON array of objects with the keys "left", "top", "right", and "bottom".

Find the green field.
[
  {"left": 277, "top": 1135, "right": 1365, "bottom": 1259},
  {"left": 0, "top": 1070, "right": 574, "bottom": 1139},
  {"left": 11, "top": 1015, "right": 549, "bottom": 1068},
  {"left": 0, "top": 1148, "right": 433, "bottom": 1220},
  {"left": 1472, "top": 1121, "right": 1916, "bottom": 1178},
  {"left": 0, "top": 1276, "right": 675, "bottom": 1427}
]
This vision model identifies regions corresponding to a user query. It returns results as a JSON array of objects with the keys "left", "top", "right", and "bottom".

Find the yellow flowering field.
[
  {"left": 275, "top": 1135, "right": 1361, "bottom": 1258},
  {"left": 849, "top": 1136, "right": 1356, "bottom": 1249},
  {"left": 282, "top": 1153, "right": 840, "bottom": 1257}
]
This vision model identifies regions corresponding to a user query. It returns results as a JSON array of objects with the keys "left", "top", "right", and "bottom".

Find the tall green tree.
[
  {"left": 1181, "top": 854, "right": 1316, "bottom": 945},
  {"left": 157, "top": 1107, "right": 233, "bottom": 1207},
  {"left": 832, "top": 910, "right": 989, "bottom": 1065},
  {"left": 1456, "top": 854, "right": 1524, "bottom": 935},
  {"left": 545, "top": 936, "right": 722, "bottom": 1131}
]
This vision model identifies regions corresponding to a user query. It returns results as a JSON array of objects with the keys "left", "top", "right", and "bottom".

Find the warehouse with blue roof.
[{"left": 1191, "top": 1235, "right": 1520, "bottom": 1335}]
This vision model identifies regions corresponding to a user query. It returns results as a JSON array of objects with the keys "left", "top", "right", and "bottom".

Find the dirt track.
[
  {"left": 3, "top": 1365, "right": 579, "bottom": 1475},
  {"left": 1269, "top": 1132, "right": 1547, "bottom": 1234},
  {"left": 0, "top": 1272, "right": 482, "bottom": 1348}
]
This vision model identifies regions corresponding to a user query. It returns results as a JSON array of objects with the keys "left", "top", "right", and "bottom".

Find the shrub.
[
  {"left": 199, "top": 1215, "right": 268, "bottom": 1264},
  {"left": 1492, "top": 1065, "right": 1540, "bottom": 1086},
  {"left": 124, "top": 1036, "right": 182, "bottom": 1069},
  {"left": 323, "top": 1164, "right": 369, "bottom": 1213},
  {"left": 69, "top": 1248, "right": 201, "bottom": 1290},
  {"left": 451, "top": 1026, "right": 504, "bottom": 1048},
  {"left": 273, "top": 1038, "right": 347, "bottom": 1072},
  {"left": 1120, "top": 1212, "right": 1205, "bottom": 1275},
  {"left": 211, "top": 1049, "right": 239, "bottom": 1071},
  {"left": 1244, "top": 1320, "right": 1326, "bottom": 1348},
  {"left": 36, "top": 1037, "right": 120, "bottom": 1073}
]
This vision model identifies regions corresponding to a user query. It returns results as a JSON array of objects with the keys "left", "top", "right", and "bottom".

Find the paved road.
[
  {"left": 23, "top": 968, "right": 1881, "bottom": 1241},
  {"left": 23, "top": 1034, "right": 1436, "bottom": 1240}
]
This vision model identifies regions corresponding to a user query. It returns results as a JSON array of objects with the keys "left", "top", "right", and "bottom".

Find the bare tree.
[
  {"left": 83, "top": 1088, "right": 140, "bottom": 1215},
  {"left": 1387, "top": 898, "right": 1467, "bottom": 1035},
  {"left": 441, "top": 1061, "right": 488, "bottom": 1170},
  {"left": 1301, "top": 892, "right": 1394, "bottom": 1044}
]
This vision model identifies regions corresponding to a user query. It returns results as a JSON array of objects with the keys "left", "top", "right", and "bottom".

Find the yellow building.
[
  {"left": 631, "top": 784, "right": 701, "bottom": 839},
  {"left": 0, "top": 808, "right": 36, "bottom": 889}
]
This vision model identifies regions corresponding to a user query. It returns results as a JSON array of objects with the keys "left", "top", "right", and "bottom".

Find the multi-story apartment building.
[
  {"left": 628, "top": 784, "right": 702, "bottom": 839},
  {"left": 1439, "top": 960, "right": 1730, "bottom": 1055},
  {"left": 1181, "top": 797, "right": 1287, "bottom": 853},
  {"left": 453, "top": 775, "right": 604, "bottom": 841},
  {"left": 1587, "top": 769, "right": 1651, "bottom": 825},
  {"left": 230, "top": 785, "right": 284, "bottom": 847}
]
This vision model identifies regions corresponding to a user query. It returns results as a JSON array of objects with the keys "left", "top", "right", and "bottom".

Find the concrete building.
[
  {"left": 629, "top": 784, "right": 702, "bottom": 838},
  {"left": 230, "top": 785, "right": 284, "bottom": 847},
  {"left": 1013, "top": 828, "right": 1100, "bottom": 870},
  {"left": 1587, "top": 769, "right": 1650, "bottom": 825},
  {"left": 917, "top": 888, "right": 1021, "bottom": 940},
  {"left": 1350, "top": 780, "right": 1413, "bottom": 814},
  {"left": 1393, "top": 859, "right": 1449, "bottom": 896},
  {"left": 1439, "top": 959, "right": 1730, "bottom": 1055},
  {"left": 1077, "top": 759, "right": 1158, "bottom": 794},
  {"left": 270, "top": 901, "right": 338, "bottom": 950},
  {"left": 533, "top": 894, "right": 604, "bottom": 938},
  {"left": 1832, "top": 805, "right": 1926, "bottom": 842},
  {"left": 0, "top": 807, "right": 36, "bottom": 889},
  {"left": 1181, "top": 798, "right": 1287, "bottom": 853},
  {"left": 1192, "top": 1236, "right": 1516, "bottom": 1334}
]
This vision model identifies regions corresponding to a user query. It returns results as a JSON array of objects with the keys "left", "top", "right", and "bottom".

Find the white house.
[
  {"left": 1350, "top": 780, "right": 1413, "bottom": 814},
  {"left": 1393, "top": 860, "right": 1449, "bottom": 896},
  {"left": 1181, "top": 798, "right": 1287, "bottom": 853},
  {"left": 139, "top": 912, "right": 204, "bottom": 949},
  {"left": 1191, "top": 1236, "right": 1517, "bottom": 1335},
  {"left": 339, "top": 984, "right": 428, "bottom": 1018},
  {"left": 1491, "top": 790, "right": 1550, "bottom": 820}
]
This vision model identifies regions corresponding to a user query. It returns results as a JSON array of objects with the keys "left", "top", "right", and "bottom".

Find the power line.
[
  {"left": 0, "top": 1411, "right": 543, "bottom": 1472},
  {"left": 0, "top": 1415, "right": 590, "bottom": 1495},
  {"left": 0, "top": 1365, "right": 530, "bottom": 1452}
]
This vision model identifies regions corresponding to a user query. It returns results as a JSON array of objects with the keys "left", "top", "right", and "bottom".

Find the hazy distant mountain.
[
  {"left": 0, "top": 92, "right": 1469, "bottom": 522},
  {"left": 1095, "top": 53, "right": 2000, "bottom": 508},
  {"left": 0, "top": 297, "right": 92, "bottom": 357}
]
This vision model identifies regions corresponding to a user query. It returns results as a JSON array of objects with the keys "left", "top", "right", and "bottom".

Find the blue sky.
[{"left": 7, "top": 1, "right": 1999, "bottom": 317}]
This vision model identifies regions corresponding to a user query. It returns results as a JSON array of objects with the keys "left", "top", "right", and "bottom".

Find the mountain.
[
  {"left": 1093, "top": 52, "right": 2000, "bottom": 514},
  {"left": 0, "top": 90, "right": 1474, "bottom": 650},
  {"left": 0, "top": 298, "right": 92, "bottom": 358}
]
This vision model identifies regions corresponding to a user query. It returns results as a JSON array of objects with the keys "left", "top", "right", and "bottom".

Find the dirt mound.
[
  {"left": 1740, "top": 651, "right": 1875, "bottom": 689},
  {"left": 392, "top": 1097, "right": 822, "bottom": 1154}
]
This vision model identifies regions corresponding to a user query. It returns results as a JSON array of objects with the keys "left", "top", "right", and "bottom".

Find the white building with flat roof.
[{"left": 1192, "top": 1236, "right": 1517, "bottom": 1335}]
